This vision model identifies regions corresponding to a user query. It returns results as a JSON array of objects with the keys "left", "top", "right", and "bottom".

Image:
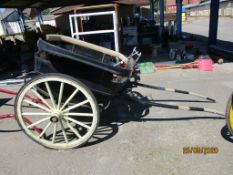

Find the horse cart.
[
  {"left": 1, "top": 34, "right": 232, "bottom": 149},
  {"left": 13, "top": 34, "right": 140, "bottom": 149}
]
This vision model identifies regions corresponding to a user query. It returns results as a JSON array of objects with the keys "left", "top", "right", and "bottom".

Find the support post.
[
  {"left": 159, "top": 0, "right": 165, "bottom": 42},
  {"left": 176, "top": 0, "right": 182, "bottom": 38},
  {"left": 18, "top": 9, "right": 25, "bottom": 32},
  {"left": 208, "top": 0, "right": 220, "bottom": 45},
  {"left": 37, "top": 9, "right": 44, "bottom": 25},
  {"left": 150, "top": 0, "right": 155, "bottom": 21}
]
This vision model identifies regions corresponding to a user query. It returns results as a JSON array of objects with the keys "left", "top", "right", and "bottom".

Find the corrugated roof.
[{"left": 0, "top": 0, "right": 149, "bottom": 9}]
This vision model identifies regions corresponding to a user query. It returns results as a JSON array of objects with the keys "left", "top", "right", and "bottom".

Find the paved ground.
[
  {"left": 183, "top": 17, "right": 233, "bottom": 43},
  {"left": 0, "top": 63, "right": 233, "bottom": 175}
]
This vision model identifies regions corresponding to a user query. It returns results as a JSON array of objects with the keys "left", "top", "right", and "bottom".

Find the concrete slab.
[{"left": 0, "top": 63, "right": 233, "bottom": 175}]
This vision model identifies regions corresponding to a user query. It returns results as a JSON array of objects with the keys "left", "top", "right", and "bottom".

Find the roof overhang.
[{"left": 0, "top": 0, "right": 149, "bottom": 9}]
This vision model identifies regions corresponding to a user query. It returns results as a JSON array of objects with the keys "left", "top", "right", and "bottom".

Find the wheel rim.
[
  {"left": 16, "top": 75, "right": 99, "bottom": 149},
  {"left": 229, "top": 105, "right": 233, "bottom": 130}
]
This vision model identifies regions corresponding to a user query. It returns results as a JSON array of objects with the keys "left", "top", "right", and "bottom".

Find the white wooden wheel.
[{"left": 15, "top": 73, "right": 99, "bottom": 149}]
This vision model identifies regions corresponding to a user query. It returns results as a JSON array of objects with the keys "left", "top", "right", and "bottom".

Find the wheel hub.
[
  {"left": 50, "top": 116, "right": 59, "bottom": 123},
  {"left": 50, "top": 111, "right": 63, "bottom": 123}
]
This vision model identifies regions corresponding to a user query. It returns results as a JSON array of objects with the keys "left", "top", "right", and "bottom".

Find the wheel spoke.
[
  {"left": 63, "top": 113, "right": 94, "bottom": 117},
  {"left": 52, "top": 123, "right": 57, "bottom": 143},
  {"left": 64, "top": 119, "right": 81, "bottom": 139},
  {"left": 60, "top": 120, "right": 68, "bottom": 143},
  {"left": 23, "top": 99, "right": 51, "bottom": 112},
  {"left": 27, "top": 117, "right": 50, "bottom": 128},
  {"left": 60, "top": 89, "right": 79, "bottom": 111},
  {"left": 31, "top": 88, "right": 52, "bottom": 109},
  {"left": 64, "top": 116, "right": 91, "bottom": 130},
  {"left": 39, "top": 122, "right": 52, "bottom": 138},
  {"left": 57, "top": 82, "right": 64, "bottom": 110},
  {"left": 45, "top": 82, "right": 56, "bottom": 109},
  {"left": 35, "top": 86, "right": 49, "bottom": 97},
  {"left": 22, "top": 112, "right": 51, "bottom": 116},
  {"left": 62, "top": 100, "right": 89, "bottom": 113}
]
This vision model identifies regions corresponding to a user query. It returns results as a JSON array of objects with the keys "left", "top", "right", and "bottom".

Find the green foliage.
[{"left": 42, "top": 8, "right": 50, "bottom": 15}]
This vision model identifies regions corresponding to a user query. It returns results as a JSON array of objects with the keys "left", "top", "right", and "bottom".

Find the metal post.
[
  {"left": 208, "top": 0, "right": 220, "bottom": 45},
  {"left": 17, "top": 9, "right": 25, "bottom": 32},
  {"left": 113, "top": 12, "right": 119, "bottom": 52},
  {"left": 150, "top": 0, "right": 155, "bottom": 21},
  {"left": 36, "top": 9, "right": 44, "bottom": 25},
  {"left": 159, "top": 0, "right": 165, "bottom": 42},
  {"left": 176, "top": 0, "right": 182, "bottom": 37}
]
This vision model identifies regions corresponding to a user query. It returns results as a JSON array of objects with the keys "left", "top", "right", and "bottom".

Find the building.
[{"left": 166, "top": 0, "right": 201, "bottom": 12}]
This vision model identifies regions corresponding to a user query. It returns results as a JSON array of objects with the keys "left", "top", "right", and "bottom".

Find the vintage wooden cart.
[
  {"left": 14, "top": 34, "right": 139, "bottom": 149},
  {"left": 10, "top": 34, "right": 231, "bottom": 150}
]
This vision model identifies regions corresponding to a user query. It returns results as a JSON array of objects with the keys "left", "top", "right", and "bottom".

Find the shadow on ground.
[
  {"left": 0, "top": 91, "right": 229, "bottom": 147},
  {"left": 85, "top": 92, "right": 226, "bottom": 147}
]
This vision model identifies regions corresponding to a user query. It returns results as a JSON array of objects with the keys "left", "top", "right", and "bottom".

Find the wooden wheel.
[{"left": 15, "top": 73, "right": 99, "bottom": 149}]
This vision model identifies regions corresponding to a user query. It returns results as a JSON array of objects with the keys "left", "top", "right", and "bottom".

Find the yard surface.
[
  {"left": 183, "top": 17, "right": 233, "bottom": 43},
  {"left": 0, "top": 63, "right": 233, "bottom": 175}
]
